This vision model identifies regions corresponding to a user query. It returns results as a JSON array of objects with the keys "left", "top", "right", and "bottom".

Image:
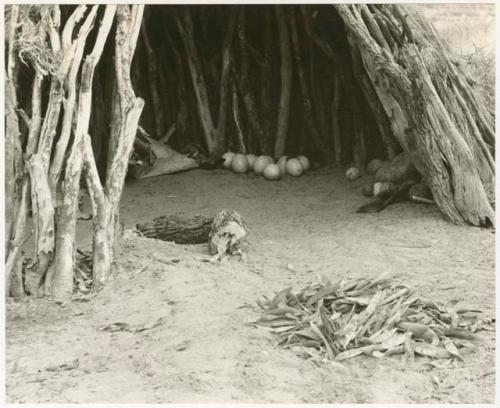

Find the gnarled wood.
[
  {"left": 51, "top": 5, "right": 115, "bottom": 299},
  {"left": 336, "top": 4, "right": 494, "bottom": 226},
  {"left": 136, "top": 215, "right": 214, "bottom": 244}
]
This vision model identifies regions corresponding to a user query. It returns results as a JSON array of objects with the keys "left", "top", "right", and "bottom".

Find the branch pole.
[
  {"left": 86, "top": 5, "right": 145, "bottom": 292},
  {"left": 51, "top": 5, "right": 116, "bottom": 299},
  {"left": 273, "top": 5, "right": 292, "bottom": 159}
]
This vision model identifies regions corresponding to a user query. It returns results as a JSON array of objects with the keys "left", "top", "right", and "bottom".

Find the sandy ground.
[{"left": 5, "top": 168, "right": 495, "bottom": 403}]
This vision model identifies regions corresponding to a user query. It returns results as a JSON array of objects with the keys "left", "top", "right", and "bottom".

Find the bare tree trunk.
[
  {"left": 230, "top": 75, "right": 246, "bottom": 153},
  {"left": 273, "top": 5, "right": 292, "bottom": 159},
  {"left": 141, "top": 14, "right": 164, "bottom": 138},
  {"left": 5, "top": 179, "right": 29, "bottom": 295},
  {"left": 260, "top": 8, "right": 274, "bottom": 145},
  {"left": 214, "top": 7, "right": 238, "bottom": 154},
  {"left": 5, "top": 5, "right": 20, "bottom": 250},
  {"left": 49, "top": 6, "right": 98, "bottom": 192},
  {"left": 331, "top": 72, "right": 342, "bottom": 166},
  {"left": 161, "top": 17, "right": 187, "bottom": 141},
  {"left": 348, "top": 35, "right": 397, "bottom": 160},
  {"left": 27, "top": 154, "right": 55, "bottom": 296},
  {"left": 336, "top": 4, "right": 494, "bottom": 226},
  {"left": 236, "top": 8, "right": 270, "bottom": 155},
  {"left": 7, "top": 71, "right": 43, "bottom": 294},
  {"left": 50, "top": 5, "right": 112, "bottom": 299},
  {"left": 85, "top": 5, "right": 145, "bottom": 292},
  {"left": 289, "top": 7, "right": 331, "bottom": 163},
  {"left": 176, "top": 9, "right": 218, "bottom": 155}
]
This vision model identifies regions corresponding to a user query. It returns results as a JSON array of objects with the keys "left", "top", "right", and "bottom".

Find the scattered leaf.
[
  {"left": 441, "top": 337, "right": 464, "bottom": 362},
  {"left": 254, "top": 275, "right": 492, "bottom": 364},
  {"left": 46, "top": 358, "right": 79, "bottom": 372}
]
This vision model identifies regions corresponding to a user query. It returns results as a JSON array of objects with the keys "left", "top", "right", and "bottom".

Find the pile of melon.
[{"left": 222, "top": 152, "right": 310, "bottom": 180}]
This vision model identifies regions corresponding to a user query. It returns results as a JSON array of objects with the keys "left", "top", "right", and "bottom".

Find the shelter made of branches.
[
  {"left": 4, "top": 4, "right": 495, "bottom": 298},
  {"left": 133, "top": 4, "right": 494, "bottom": 227}
]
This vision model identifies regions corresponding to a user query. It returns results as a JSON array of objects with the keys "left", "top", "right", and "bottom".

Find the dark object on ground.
[
  {"left": 408, "top": 182, "right": 433, "bottom": 201},
  {"left": 362, "top": 182, "right": 374, "bottom": 197},
  {"left": 136, "top": 210, "right": 248, "bottom": 259},
  {"left": 181, "top": 143, "right": 223, "bottom": 169},
  {"left": 209, "top": 209, "right": 249, "bottom": 260},
  {"left": 375, "top": 152, "right": 420, "bottom": 183},
  {"left": 130, "top": 132, "right": 199, "bottom": 179},
  {"left": 357, "top": 180, "right": 418, "bottom": 213},
  {"left": 136, "top": 214, "right": 213, "bottom": 244}
]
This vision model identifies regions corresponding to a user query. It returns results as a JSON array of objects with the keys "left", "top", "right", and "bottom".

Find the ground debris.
[
  {"left": 97, "top": 316, "right": 166, "bottom": 333},
  {"left": 254, "top": 274, "right": 492, "bottom": 364},
  {"left": 45, "top": 358, "right": 80, "bottom": 372},
  {"left": 74, "top": 249, "right": 93, "bottom": 295}
]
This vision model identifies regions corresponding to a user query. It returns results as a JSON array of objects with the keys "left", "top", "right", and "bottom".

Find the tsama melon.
[
  {"left": 231, "top": 154, "right": 249, "bottom": 173},
  {"left": 246, "top": 154, "right": 257, "bottom": 167},
  {"left": 253, "top": 156, "right": 273, "bottom": 175},
  {"left": 277, "top": 156, "right": 288, "bottom": 175},
  {"left": 367, "top": 158, "right": 384, "bottom": 175},
  {"left": 286, "top": 158, "right": 303, "bottom": 177},
  {"left": 346, "top": 167, "right": 360, "bottom": 181},
  {"left": 263, "top": 163, "right": 281, "bottom": 180},
  {"left": 297, "top": 155, "right": 311, "bottom": 172},
  {"left": 222, "top": 152, "right": 234, "bottom": 169}
]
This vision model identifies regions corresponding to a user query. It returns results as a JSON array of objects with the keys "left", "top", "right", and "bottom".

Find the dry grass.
[
  {"left": 255, "top": 274, "right": 492, "bottom": 363},
  {"left": 410, "top": 4, "right": 495, "bottom": 113},
  {"left": 411, "top": 4, "right": 495, "bottom": 54}
]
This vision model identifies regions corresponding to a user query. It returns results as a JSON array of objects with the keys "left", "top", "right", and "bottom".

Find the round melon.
[
  {"left": 277, "top": 156, "right": 288, "bottom": 175},
  {"left": 286, "top": 158, "right": 303, "bottom": 177},
  {"left": 222, "top": 152, "right": 234, "bottom": 169},
  {"left": 367, "top": 158, "right": 384, "bottom": 175},
  {"left": 297, "top": 155, "right": 311, "bottom": 172},
  {"left": 246, "top": 154, "right": 257, "bottom": 167},
  {"left": 346, "top": 167, "right": 360, "bottom": 181},
  {"left": 253, "top": 156, "right": 273, "bottom": 175},
  {"left": 231, "top": 154, "right": 249, "bottom": 173},
  {"left": 263, "top": 163, "right": 281, "bottom": 180}
]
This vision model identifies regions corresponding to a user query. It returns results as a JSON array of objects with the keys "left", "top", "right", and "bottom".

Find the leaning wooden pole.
[
  {"left": 273, "top": 5, "right": 292, "bottom": 159},
  {"left": 50, "top": 5, "right": 111, "bottom": 299},
  {"left": 86, "top": 5, "right": 145, "bottom": 292},
  {"left": 236, "top": 8, "right": 270, "bottom": 155},
  {"left": 335, "top": 4, "right": 494, "bottom": 226},
  {"left": 289, "top": 7, "right": 332, "bottom": 163}
]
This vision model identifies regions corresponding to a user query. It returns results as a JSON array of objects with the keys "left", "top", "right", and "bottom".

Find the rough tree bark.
[
  {"left": 18, "top": 5, "right": 96, "bottom": 296},
  {"left": 84, "top": 5, "right": 145, "bottom": 292},
  {"left": 50, "top": 5, "right": 111, "bottom": 299},
  {"left": 136, "top": 215, "right": 214, "bottom": 244},
  {"left": 349, "top": 38, "right": 398, "bottom": 160},
  {"left": 5, "top": 5, "right": 20, "bottom": 251},
  {"left": 49, "top": 5, "right": 97, "bottom": 193},
  {"left": 335, "top": 4, "right": 494, "bottom": 226},
  {"left": 4, "top": 5, "right": 27, "bottom": 295}
]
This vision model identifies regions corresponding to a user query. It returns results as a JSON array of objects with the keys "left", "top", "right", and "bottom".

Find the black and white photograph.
[{"left": 2, "top": 1, "right": 496, "bottom": 405}]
